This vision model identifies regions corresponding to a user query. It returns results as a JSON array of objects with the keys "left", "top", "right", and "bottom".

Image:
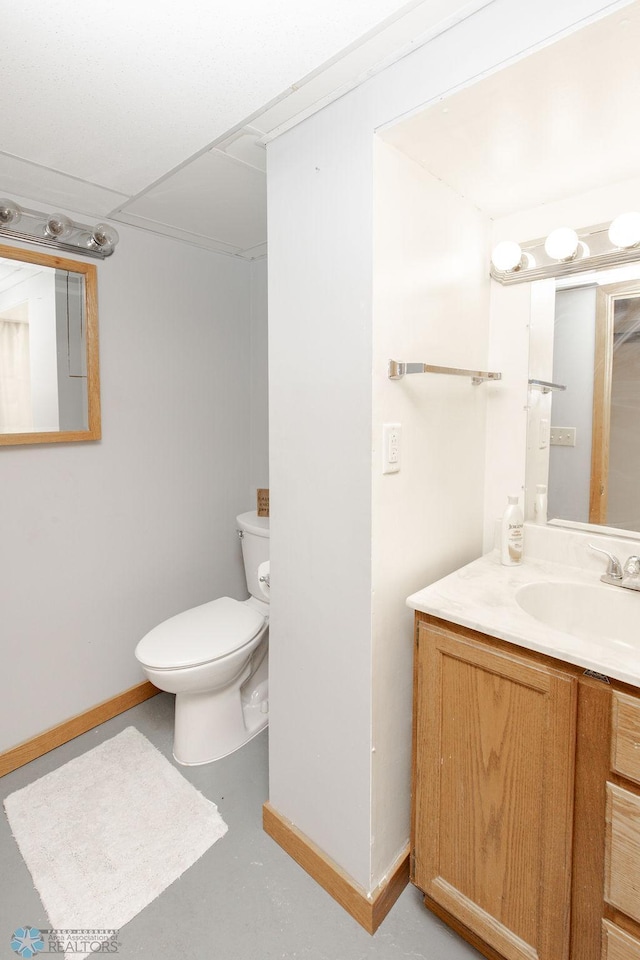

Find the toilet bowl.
[{"left": 135, "top": 511, "right": 270, "bottom": 765}]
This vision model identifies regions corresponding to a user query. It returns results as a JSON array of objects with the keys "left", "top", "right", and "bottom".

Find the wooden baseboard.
[
  {"left": 0, "top": 680, "right": 160, "bottom": 778},
  {"left": 263, "top": 801, "right": 409, "bottom": 934},
  {"left": 422, "top": 893, "right": 505, "bottom": 960}
]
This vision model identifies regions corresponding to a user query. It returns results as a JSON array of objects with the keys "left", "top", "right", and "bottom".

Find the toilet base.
[{"left": 173, "top": 646, "right": 269, "bottom": 765}]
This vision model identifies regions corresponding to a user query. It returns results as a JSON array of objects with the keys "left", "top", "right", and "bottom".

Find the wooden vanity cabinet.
[
  {"left": 411, "top": 616, "right": 577, "bottom": 960},
  {"left": 411, "top": 613, "right": 640, "bottom": 960}
]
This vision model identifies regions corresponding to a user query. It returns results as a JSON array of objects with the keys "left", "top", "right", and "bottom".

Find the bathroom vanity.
[{"left": 408, "top": 544, "right": 640, "bottom": 960}]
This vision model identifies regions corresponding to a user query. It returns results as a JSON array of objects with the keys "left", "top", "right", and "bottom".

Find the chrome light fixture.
[
  {"left": 491, "top": 213, "right": 640, "bottom": 285},
  {"left": 0, "top": 197, "right": 119, "bottom": 259},
  {"left": 0, "top": 198, "right": 22, "bottom": 226},
  {"left": 86, "top": 222, "right": 119, "bottom": 256},
  {"left": 44, "top": 212, "right": 74, "bottom": 240}
]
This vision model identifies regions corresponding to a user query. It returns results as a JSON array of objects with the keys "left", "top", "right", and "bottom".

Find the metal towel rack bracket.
[
  {"left": 388, "top": 360, "right": 502, "bottom": 385},
  {"left": 528, "top": 378, "right": 566, "bottom": 394}
]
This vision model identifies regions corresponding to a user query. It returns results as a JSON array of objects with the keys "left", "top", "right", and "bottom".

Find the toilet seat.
[{"left": 135, "top": 597, "right": 265, "bottom": 670}]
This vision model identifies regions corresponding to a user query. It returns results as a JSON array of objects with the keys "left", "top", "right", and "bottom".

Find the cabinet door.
[{"left": 412, "top": 621, "right": 577, "bottom": 960}]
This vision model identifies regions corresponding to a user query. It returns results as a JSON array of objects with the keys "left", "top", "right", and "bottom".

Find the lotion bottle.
[
  {"left": 534, "top": 484, "right": 548, "bottom": 525},
  {"left": 501, "top": 495, "right": 524, "bottom": 566}
]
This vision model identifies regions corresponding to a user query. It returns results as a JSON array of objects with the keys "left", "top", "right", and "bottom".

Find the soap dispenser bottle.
[
  {"left": 501, "top": 495, "right": 524, "bottom": 566},
  {"left": 534, "top": 484, "right": 548, "bottom": 525}
]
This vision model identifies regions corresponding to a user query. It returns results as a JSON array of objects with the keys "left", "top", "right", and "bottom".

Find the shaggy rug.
[{"left": 4, "top": 726, "right": 228, "bottom": 957}]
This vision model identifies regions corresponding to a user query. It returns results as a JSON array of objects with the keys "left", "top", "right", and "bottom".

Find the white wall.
[
  {"left": 268, "top": 83, "right": 376, "bottom": 887},
  {"left": 249, "top": 258, "right": 269, "bottom": 499},
  {"left": 371, "top": 139, "right": 491, "bottom": 878},
  {"left": 0, "top": 202, "right": 260, "bottom": 752},
  {"left": 267, "top": 0, "right": 624, "bottom": 894}
]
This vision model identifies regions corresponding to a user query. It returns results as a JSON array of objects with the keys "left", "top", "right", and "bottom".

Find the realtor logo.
[
  {"left": 10, "top": 927, "right": 120, "bottom": 955},
  {"left": 10, "top": 927, "right": 44, "bottom": 958}
]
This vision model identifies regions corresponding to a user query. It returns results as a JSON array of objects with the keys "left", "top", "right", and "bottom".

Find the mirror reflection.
[
  {"left": 0, "top": 245, "right": 100, "bottom": 445},
  {"left": 527, "top": 268, "right": 640, "bottom": 534}
]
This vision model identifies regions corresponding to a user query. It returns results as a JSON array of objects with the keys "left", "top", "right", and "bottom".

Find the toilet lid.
[{"left": 135, "top": 597, "right": 265, "bottom": 669}]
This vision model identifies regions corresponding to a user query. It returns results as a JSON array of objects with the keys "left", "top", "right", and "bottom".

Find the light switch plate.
[
  {"left": 539, "top": 418, "right": 550, "bottom": 449},
  {"left": 382, "top": 423, "right": 401, "bottom": 474}
]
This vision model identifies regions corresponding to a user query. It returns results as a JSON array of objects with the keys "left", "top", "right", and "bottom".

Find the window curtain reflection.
[{"left": 0, "top": 319, "right": 33, "bottom": 432}]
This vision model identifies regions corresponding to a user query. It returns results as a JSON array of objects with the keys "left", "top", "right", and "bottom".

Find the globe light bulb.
[
  {"left": 0, "top": 198, "right": 22, "bottom": 226},
  {"left": 87, "top": 222, "right": 120, "bottom": 255},
  {"left": 608, "top": 212, "right": 640, "bottom": 249},
  {"left": 544, "top": 227, "right": 580, "bottom": 262},
  {"left": 491, "top": 240, "right": 524, "bottom": 272},
  {"left": 45, "top": 213, "right": 74, "bottom": 240}
]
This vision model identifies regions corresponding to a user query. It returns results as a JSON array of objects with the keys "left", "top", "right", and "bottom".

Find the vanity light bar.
[
  {"left": 491, "top": 216, "right": 640, "bottom": 285},
  {"left": 0, "top": 198, "right": 119, "bottom": 260}
]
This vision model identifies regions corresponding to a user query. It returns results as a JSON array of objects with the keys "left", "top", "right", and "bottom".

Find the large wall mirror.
[
  {"left": 528, "top": 269, "right": 640, "bottom": 535},
  {"left": 0, "top": 244, "right": 100, "bottom": 445}
]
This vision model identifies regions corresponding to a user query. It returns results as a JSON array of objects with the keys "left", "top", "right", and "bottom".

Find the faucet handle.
[
  {"left": 588, "top": 543, "right": 624, "bottom": 580},
  {"left": 624, "top": 555, "right": 640, "bottom": 577}
]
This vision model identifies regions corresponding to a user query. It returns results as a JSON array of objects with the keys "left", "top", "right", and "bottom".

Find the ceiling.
[
  {"left": 0, "top": 0, "right": 491, "bottom": 259},
  {"left": 384, "top": 0, "right": 640, "bottom": 221}
]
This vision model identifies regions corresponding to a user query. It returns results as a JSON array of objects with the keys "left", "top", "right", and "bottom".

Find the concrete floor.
[{"left": 0, "top": 693, "right": 481, "bottom": 960}]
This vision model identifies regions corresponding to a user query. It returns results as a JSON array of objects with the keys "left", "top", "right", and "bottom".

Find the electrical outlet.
[{"left": 550, "top": 426, "right": 576, "bottom": 447}]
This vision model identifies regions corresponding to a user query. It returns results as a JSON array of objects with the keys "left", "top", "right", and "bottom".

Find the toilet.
[{"left": 135, "top": 511, "right": 270, "bottom": 765}]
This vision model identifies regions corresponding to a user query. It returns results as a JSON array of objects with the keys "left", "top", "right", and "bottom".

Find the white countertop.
[{"left": 407, "top": 550, "right": 640, "bottom": 688}]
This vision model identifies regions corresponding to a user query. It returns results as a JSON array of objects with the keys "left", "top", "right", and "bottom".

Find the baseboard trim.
[
  {"left": 0, "top": 680, "right": 160, "bottom": 778},
  {"left": 263, "top": 801, "right": 409, "bottom": 934}
]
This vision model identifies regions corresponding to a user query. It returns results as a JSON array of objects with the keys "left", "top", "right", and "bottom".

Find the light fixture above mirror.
[
  {"left": 0, "top": 198, "right": 119, "bottom": 260},
  {"left": 491, "top": 215, "right": 640, "bottom": 285}
]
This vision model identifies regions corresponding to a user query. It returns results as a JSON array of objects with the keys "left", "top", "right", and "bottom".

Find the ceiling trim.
[{"left": 111, "top": 211, "right": 245, "bottom": 257}]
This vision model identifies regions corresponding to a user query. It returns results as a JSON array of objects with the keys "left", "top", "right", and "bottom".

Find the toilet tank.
[{"left": 236, "top": 511, "right": 270, "bottom": 601}]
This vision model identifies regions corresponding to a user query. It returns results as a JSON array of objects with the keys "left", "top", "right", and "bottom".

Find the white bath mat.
[{"left": 4, "top": 726, "right": 227, "bottom": 954}]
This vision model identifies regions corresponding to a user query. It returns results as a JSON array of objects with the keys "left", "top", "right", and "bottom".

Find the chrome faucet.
[{"left": 589, "top": 543, "right": 640, "bottom": 591}]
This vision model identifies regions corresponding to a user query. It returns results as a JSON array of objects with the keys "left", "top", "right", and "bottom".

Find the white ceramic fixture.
[
  {"left": 516, "top": 580, "right": 640, "bottom": 647},
  {"left": 135, "top": 511, "right": 270, "bottom": 764}
]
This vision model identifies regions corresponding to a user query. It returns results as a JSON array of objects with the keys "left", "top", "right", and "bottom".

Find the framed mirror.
[
  {"left": 527, "top": 267, "right": 640, "bottom": 535},
  {"left": 0, "top": 243, "right": 100, "bottom": 445}
]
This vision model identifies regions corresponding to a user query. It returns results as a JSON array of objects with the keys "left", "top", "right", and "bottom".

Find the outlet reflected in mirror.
[{"left": 0, "top": 244, "right": 100, "bottom": 445}]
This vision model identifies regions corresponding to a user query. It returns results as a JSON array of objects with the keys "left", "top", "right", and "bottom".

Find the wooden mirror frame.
[
  {"left": 0, "top": 243, "right": 100, "bottom": 445},
  {"left": 589, "top": 278, "right": 640, "bottom": 524}
]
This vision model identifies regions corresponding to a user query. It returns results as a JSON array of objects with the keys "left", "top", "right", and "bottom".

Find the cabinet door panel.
[
  {"left": 602, "top": 920, "right": 640, "bottom": 960},
  {"left": 605, "top": 783, "right": 640, "bottom": 923},
  {"left": 413, "top": 622, "right": 577, "bottom": 960},
  {"left": 612, "top": 693, "right": 640, "bottom": 787}
]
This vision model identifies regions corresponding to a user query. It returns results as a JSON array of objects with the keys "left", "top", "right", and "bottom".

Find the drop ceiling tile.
[
  {"left": 0, "top": 153, "right": 128, "bottom": 219},
  {"left": 1, "top": 1, "right": 423, "bottom": 195},
  {"left": 118, "top": 151, "right": 266, "bottom": 251}
]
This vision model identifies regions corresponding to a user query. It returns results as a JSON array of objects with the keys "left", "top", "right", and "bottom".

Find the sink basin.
[{"left": 516, "top": 581, "right": 640, "bottom": 647}]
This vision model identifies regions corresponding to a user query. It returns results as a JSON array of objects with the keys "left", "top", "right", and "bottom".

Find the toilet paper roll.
[{"left": 258, "top": 561, "right": 270, "bottom": 600}]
